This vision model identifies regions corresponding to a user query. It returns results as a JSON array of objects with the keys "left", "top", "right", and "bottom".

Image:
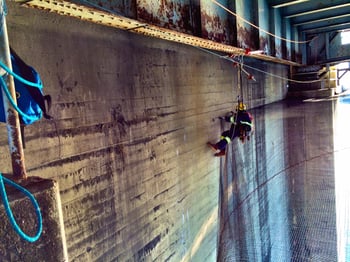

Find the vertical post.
[
  {"left": 0, "top": 0, "right": 27, "bottom": 180},
  {"left": 238, "top": 61, "right": 243, "bottom": 99},
  {"left": 301, "top": 32, "right": 307, "bottom": 65},
  {"left": 325, "top": 32, "right": 330, "bottom": 61}
]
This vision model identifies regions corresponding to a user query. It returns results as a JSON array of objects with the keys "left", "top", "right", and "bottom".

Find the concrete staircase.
[{"left": 288, "top": 65, "right": 336, "bottom": 99}]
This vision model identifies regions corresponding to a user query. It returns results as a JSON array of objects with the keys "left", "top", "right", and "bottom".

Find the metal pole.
[
  {"left": 0, "top": 0, "right": 27, "bottom": 180},
  {"left": 238, "top": 60, "right": 243, "bottom": 100}
]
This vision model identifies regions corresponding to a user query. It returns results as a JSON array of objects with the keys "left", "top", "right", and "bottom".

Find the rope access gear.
[
  {"left": 0, "top": 174, "right": 42, "bottom": 242},
  {"left": 223, "top": 136, "right": 231, "bottom": 144}
]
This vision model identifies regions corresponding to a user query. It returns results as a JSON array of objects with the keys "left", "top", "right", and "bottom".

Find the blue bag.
[{"left": 0, "top": 48, "right": 51, "bottom": 125}]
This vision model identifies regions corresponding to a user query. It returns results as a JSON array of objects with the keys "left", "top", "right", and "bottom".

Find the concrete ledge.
[
  {"left": 287, "top": 88, "right": 335, "bottom": 99},
  {"left": 0, "top": 176, "right": 68, "bottom": 262}
]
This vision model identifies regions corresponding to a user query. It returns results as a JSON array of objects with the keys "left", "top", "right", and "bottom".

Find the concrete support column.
[
  {"left": 325, "top": 32, "right": 330, "bottom": 61},
  {"left": 200, "top": 0, "right": 230, "bottom": 44},
  {"left": 284, "top": 18, "right": 291, "bottom": 60},
  {"left": 258, "top": 0, "right": 270, "bottom": 54},
  {"left": 273, "top": 8, "right": 282, "bottom": 58},
  {"left": 235, "top": 0, "right": 258, "bottom": 49},
  {"left": 291, "top": 25, "right": 300, "bottom": 62},
  {"left": 301, "top": 32, "right": 307, "bottom": 64}
]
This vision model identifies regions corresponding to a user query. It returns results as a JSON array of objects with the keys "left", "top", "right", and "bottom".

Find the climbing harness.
[
  {"left": 0, "top": 173, "right": 42, "bottom": 242},
  {"left": 0, "top": 60, "right": 43, "bottom": 242}
]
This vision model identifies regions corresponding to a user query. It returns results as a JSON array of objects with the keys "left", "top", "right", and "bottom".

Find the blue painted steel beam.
[
  {"left": 302, "top": 22, "right": 350, "bottom": 34},
  {"left": 293, "top": 13, "right": 350, "bottom": 26},
  {"left": 279, "top": 0, "right": 350, "bottom": 17},
  {"left": 297, "top": 16, "right": 350, "bottom": 32},
  {"left": 289, "top": 7, "right": 350, "bottom": 25},
  {"left": 268, "top": 0, "right": 310, "bottom": 9}
]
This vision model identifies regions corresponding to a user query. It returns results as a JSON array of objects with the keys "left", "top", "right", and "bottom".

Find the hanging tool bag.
[{"left": 0, "top": 48, "right": 51, "bottom": 125}]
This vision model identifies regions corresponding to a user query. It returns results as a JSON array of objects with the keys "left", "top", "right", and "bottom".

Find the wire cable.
[{"left": 194, "top": 46, "right": 324, "bottom": 84}]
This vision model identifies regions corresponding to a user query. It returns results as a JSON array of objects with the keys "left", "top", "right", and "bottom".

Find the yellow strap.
[
  {"left": 240, "top": 121, "right": 253, "bottom": 127},
  {"left": 224, "top": 136, "right": 231, "bottom": 144}
]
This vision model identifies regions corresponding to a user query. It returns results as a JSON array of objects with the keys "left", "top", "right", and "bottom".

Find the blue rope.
[
  {"left": 0, "top": 60, "right": 42, "bottom": 89},
  {"left": 0, "top": 173, "right": 42, "bottom": 242},
  {"left": 0, "top": 68, "right": 41, "bottom": 122},
  {"left": 0, "top": 76, "right": 40, "bottom": 121}
]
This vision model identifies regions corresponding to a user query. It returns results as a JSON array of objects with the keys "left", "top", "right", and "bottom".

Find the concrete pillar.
[
  {"left": 325, "top": 32, "right": 330, "bottom": 60},
  {"left": 284, "top": 18, "right": 291, "bottom": 60},
  {"left": 273, "top": 8, "right": 282, "bottom": 58},
  {"left": 291, "top": 25, "right": 300, "bottom": 62},
  {"left": 235, "top": 0, "right": 259, "bottom": 49},
  {"left": 200, "top": 0, "right": 231, "bottom": 44},
  {"left": 301, "top": 32, "right": 307, "bottom": 64},
  {"left": 258, "top": 0, "right": 270, "bottom": 54},
  {"left": 0, "top": 177, "right": 68, "bottom": 261}
]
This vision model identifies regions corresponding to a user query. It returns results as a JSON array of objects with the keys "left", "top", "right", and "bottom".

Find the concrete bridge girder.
[{"left": 67, "top": 0, "right": 296, "bottom": 61}]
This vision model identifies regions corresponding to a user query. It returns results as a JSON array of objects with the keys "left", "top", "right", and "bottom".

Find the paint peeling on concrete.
[
  {"left": 237, "top": 25, "right": 258, "bottom": 50},
  {"left": 136, "top": 0, "right": 195, "bottom": 33},
  {"left": 259, "top": 36, "right": 269, "bottom": 55},
  {"left": 200, "top": 0, "right": 230, "bottom": 44}
]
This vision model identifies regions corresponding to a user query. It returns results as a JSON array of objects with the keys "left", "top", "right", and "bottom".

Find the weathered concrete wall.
[
  {"left": 1, "top": 2, "right": 288, "bottom": 261},
  {"left": 218, "top": 100, "right": 337, "bottom": 261},
  {"left": 136, "top": 0, "right": 197, "bottom": 34}
]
